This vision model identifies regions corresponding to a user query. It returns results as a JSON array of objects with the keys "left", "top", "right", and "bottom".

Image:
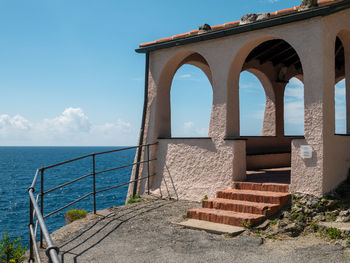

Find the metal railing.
[{"left": 27, "top": 143, "right": 157, "bottom": 263}]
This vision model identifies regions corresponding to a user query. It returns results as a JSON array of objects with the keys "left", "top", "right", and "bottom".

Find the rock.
[
  {"left": 299, "top": 0, "right": 318, "bottom": 10},
  {"left": 335, "top": 239, "right": 349, "bottom": 248},
  {"left": 240, "top": 14, "right": 258, "bottom": 25},
  {"left": 339, "top": 210, "right": 350, "bottom": 217},
  {"left": 256, "top": 219, "right": 270, "bottom": 230},
  {"left": 327, "top": 200, "right": 340, "bottom": 209},
  {"left": 285, "top": 222, "right": 304, "bottom": 237},
  {"left": 304, "top": 208, "right": 312, "bottom": 215},
  {"left": 277, "top": 220, "right": 288, "bottom": 229},
  {"left": 294, "top": 207, "right": 303, "bottom": 213},
  {"left": 310, "top": 200, "right": 319, "bottom": 208},
  {"left": 265, "top": 229, "right": 282, "bottom": 237},
  {"left": 256, "top": 13, "right": 270, "bottom": 21},
  {"left": 282, "top": 211, "right": 290, "bottom": 219},
  {"left": 336, "top": 216, "right": 350, "bottom": 223},
  {"left": 240, "top": 13, "right": 270, "bottom": 25},
  {"left": 314, "top": 215, "right": 326, "bottom": 222},
  {"left": 198, "top": 24, "right": 212, "bottom": 34}
]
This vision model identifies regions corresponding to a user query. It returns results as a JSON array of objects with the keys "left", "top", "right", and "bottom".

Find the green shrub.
[
  {"left": 326, "top": 212, "right": 336, "bottom": 222},
  {"left": 127, "top": 194, "right": 142, "bottom": 204},
  {"left": 270, "top": 219, "right": 279, "bottom": 225},
  {"left": 65, "top": 209, "right": 87, "bottom": 223},
  {"left": 310, "top": 222, "right": 319, "bottom": 232},
  {"left": 241, "top": 221, "right": 252, "bottom": 229},
  {"left": 202, "top": 195, "right": 208, "bottom": 200},
  {"left": 0, "top": 232, "right": 27, "bottom": 263},
  {"left": 327, "top": 227, "right": 342, "bottom": 239}
]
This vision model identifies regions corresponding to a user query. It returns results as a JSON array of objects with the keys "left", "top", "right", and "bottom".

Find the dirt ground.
[{"left": 37, "top": 199, "right": 350, "bottom": 263}]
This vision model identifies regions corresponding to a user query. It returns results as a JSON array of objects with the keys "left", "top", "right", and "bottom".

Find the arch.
[
  {"left": 156, "top": 51, "right": 213, "bottom": 138},
  {"left": 171, "top": 64, "right": 213, "bottom": 137},
  {"left": 227, "top": 36, "right": 304, "bottom": 137},
  {"left": 227, "top": 36, "right": 277, "bottom": 136}
]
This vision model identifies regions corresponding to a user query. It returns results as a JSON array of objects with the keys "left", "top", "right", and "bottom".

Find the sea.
[{"left": 0, "top": 146, "right": 136, "bottom": 247}]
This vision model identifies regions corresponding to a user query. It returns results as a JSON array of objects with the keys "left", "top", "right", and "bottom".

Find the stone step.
[
  {"left": 175, "top": 219, "right": 245, "bottom": 236},
  {"left": 202, "top": 198, "right": 280, "bottom": 216},
  {"left": 216, "top": 189, "right": 290, "bottom": 205},
  {"left": 187, "top": 208, "right": 265, "bottom": 226},
  {"left": 234, "top": 182, "right": 289, "bottom": 193}
]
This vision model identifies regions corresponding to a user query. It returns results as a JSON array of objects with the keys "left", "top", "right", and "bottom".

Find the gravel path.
[{"left": 43, "top": 199, "right": 350, "bottom": 263}]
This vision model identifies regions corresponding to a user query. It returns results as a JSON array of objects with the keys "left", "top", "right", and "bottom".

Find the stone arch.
[
  {"left": 155, "top": 50, "right": 213, "bottom": 138},
  {"left": 227, "top": 36, "right": 304, "bottom": 137}
]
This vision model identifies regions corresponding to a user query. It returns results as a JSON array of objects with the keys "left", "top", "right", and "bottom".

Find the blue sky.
[{"left": 0, "top": 0, "right": 346, "bottom": 145}]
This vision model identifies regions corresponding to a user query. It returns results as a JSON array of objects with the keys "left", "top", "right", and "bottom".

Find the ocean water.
[{"left": 0, "top": 146, "right": 136, "bottom": 246}]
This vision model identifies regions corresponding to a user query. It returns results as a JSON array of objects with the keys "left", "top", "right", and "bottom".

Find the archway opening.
[
  {"left": 334, "top": 36, "right": 347, "bottom": 134},
  {"left": 171, "top": 64, "right": 212, "bottom": 137},
  {"left": 239, "top": 71, "right": 266, "bottom": 136},
  {"left": 284, "top": 77, "right": 304, "bottom": 136},
  {"left": 231, "top": 38, "right": 303, "bottom": 183}
]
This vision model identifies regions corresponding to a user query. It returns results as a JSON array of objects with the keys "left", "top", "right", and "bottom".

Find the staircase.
[{"left": 187, "top": 182, "right": 290, "bottom": 227}]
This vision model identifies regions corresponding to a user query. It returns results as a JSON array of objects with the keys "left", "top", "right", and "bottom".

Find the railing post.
[
  {"left": 40, "top": 169, "right": 44, "bottom": 249},
  {"left": 147, "top": 144, "right": 150, "bottom": 195},
  {"left": 92, "top": 154, "right": 96, "bottom": 214},
  {"left": 29, "top": 196, "right": 34, "bottom": 263}
]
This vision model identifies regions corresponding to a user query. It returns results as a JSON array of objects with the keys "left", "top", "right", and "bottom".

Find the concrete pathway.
[{"left": 42, "top": 199, "right": 350, "bottom": 263}]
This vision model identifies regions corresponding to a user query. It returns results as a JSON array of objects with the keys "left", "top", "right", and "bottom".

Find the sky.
[{"left": 0, "top": 0, "right": 346, "bottom": 146}]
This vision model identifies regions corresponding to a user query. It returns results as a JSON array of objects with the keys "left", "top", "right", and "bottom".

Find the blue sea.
[{"left": 0, "top": 146, "right": 136, "bottom": 246}]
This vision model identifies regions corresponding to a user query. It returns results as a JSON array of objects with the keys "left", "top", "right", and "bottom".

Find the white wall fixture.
[{"left": 300, "top": 145, "right": 313, "bottom": 159}]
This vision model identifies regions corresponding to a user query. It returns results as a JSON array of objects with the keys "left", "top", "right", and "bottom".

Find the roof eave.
[{"left": 135, "top": 1, "right": 350, "bottom": 54}]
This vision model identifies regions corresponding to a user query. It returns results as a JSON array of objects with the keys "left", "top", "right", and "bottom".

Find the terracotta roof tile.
[
  {"left": 172, "top": 32, "right": 191, "bottom": 40},
  {"left": 139, "top": 41, "right": 157, "bottom": 47},
  {"left": 211, "top": 24, "right": 225, "bottom": 30},
  {"left": 139, "top": 0, "right": 343, "bottom": 47},
  {"left": 224, "top": 21, "right": 240, "bottom": 27},
  {"left": 155, "top": 37, "right": 172, "bottom": 43}
]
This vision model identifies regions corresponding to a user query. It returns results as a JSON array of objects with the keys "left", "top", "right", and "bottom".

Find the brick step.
[
  {"left": 216, "top": 189, "right": 290, "bottom": 205},
  {"left": 202, "top": 198, "right": 280, "bottom": 216},
  {"left": 187, "top": 208, "right": 265, "bottom": 226},
  {"left": 234, "top": 182, "right": 289, "bottom": 193}
]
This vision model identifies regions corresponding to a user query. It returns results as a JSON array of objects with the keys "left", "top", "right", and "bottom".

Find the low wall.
[
  {"left": 149, "top": 138, "right": 245, "bottom": 201},
  {"left": 323, "top": 135, "right": 350, "bottom": 194},
  {"left": 242, "top": 136, "right": 294, "bottom": 155},
  {"left": 247, "top": 153, "right": 291, "bottom": 170}
]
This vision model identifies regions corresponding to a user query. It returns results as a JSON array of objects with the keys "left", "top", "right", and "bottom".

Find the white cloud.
[
  {"left": 240, "top": 82, "right": 262, "bottom": 92},
  {"left": 179, "top": 74, "right": 192, "bottom": 79},
  {"left": 43, "top": 107, "right": 91, "bottom": 134},
  {"left": 284, "top": 100, "right": 304, "bottom": 125},
  {"left": 0, "top": 108, "right": 137, "bottom": 146},
  {"left": 0, "top": 114, "right": 31, "bottom": 131},
  {"left": 335, "top": 79, "right": 346, "bottom": 103},
  {"left": 175, "top": 121, "right": 208, "bottom": 137},
  {"left": 285, "top": 78, "right": 304, "bottom": 100}
]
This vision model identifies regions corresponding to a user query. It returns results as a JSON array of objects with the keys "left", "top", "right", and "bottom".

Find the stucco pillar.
[
  {"left": 290, "top": 29, "right": 334, "bottom": 196},
  {"left": 272, "top": 82, "right": 286, "bottom": 137},
  {"left": 262, "top": 95, "right": 276, "bottom": 136},
  {"left": 208, "top": 55, "right": 233, "bottom": 139}
]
